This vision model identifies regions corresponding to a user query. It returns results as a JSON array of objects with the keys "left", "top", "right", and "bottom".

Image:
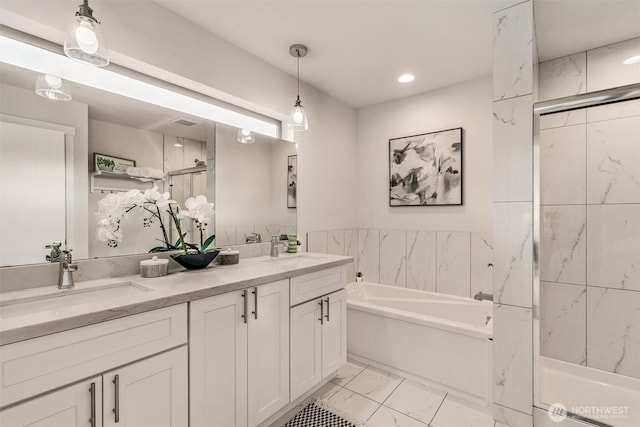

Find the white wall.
[
  {"left": 0, "top": 83, "right": 89, "bottom": 260},
  {"left": 356, "top": 76, "right": 493, "bottom": 232},
  {"left": 0, "top": 0, "right": 359, "bottom": 244}
]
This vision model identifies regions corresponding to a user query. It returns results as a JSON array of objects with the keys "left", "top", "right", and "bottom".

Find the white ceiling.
[
  {"left": 155, "top": 0, "right": 515, "bottom": 109},
  {"left": 154, "top": 0, "right": 640, "bottom": 109}
]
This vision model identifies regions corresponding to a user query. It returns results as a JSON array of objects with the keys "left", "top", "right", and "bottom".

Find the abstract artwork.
[
  {"left": 389, "top": 127, "right": 463, "bottom": 206},
  {"left": 288, "top": 155, "right": 297, "bottom": 208}
]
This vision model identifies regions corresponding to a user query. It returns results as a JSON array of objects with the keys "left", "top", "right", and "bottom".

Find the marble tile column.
[{"left": 492, "top": 1, "right": 534, "bottom": 426}]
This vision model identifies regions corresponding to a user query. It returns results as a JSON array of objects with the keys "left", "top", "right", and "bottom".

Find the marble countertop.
[{"left": 0, "top": 253, "right": 353, "bottom": 345}]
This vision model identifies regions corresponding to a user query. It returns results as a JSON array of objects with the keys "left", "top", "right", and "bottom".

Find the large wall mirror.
[{"left": 0, "top": 35, "right": 296, "bottom": 268}]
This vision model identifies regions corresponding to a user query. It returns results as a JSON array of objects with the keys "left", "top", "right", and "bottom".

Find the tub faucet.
[
  {"left": 58, "top": 249, "right": 78, "bottom": 289},
  {"left": 473, "top": 291, "right": 493, "bottom": 302},
  {"left": 270, "top": 235, "right": 280, "bottom": 257}
]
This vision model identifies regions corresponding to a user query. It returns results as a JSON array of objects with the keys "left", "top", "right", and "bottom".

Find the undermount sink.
[
  {"left": 0, "top": 281, "right": 154, "bottom": 319},
  {"left": 261, "top": 254, "right": 325, "bottom": 264}
]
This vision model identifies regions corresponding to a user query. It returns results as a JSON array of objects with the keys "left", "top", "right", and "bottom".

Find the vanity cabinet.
[
  {"left": 0, "top": 376, "right": 103, "bottom": 427},
  {"left": 290, "top": 289, "right": 347, "bottom": 401},
  {"left": 289, "top": 266, "right": 348, "bottom": 401},
  {"left": 190, "top": 279, "right": 290, "bottom": 427},
  {"left": 103, "top": 346, "right": 188, "bottom": 427},
  {"left": 0, "top": 304, "right": 188, "bottom": 427},
  {"left": 0, "top": 347, "right": 187, "bottom": 427}
]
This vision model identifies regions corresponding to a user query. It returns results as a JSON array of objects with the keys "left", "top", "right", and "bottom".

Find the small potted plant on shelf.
[{"left": 96, "top": 187, "right": 218, "bottom": 270}]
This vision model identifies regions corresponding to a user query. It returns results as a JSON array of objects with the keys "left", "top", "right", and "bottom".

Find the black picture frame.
[{"left": 389, "top": 127, "right": 463, "bottom": 206}]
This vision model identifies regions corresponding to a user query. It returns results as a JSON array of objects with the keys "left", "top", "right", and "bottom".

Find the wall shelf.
[{"left": 90, "top": 171, "right": 164, "bottom": 193}]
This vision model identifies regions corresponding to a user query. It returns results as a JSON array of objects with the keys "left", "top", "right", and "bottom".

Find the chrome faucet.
[
  {"left": 45, "top": 241, "right": 63, "bottom": 263},
  {"left": 58, "top": 249, "right": 78, "bottom": 289},
  {"left": 270, "top": 235, "right": 280, "bottom": 257},
  {"left": 246, "top": 232, "right": 262, "bottom": 244},
  {"left": 473, "top": 291, "right": 493, "bottom": 302}
]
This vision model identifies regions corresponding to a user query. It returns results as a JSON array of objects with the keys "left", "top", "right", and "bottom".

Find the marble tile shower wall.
[
  {"left": 492, "top": 1, "right": 535, "bottom": 426},
  {"left": 307, "top": 229, "right": 493, "bottom": 298},
  {"left": 539, "top": 99, "right": 640, "bottom": 380},
  {"left": 538, "top": 36, "right": 640, "bottom": 382}
]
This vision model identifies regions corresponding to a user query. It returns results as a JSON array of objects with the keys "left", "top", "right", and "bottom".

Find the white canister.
[{"left": 140, "top": 256, "right": 169, "bottom": 278}]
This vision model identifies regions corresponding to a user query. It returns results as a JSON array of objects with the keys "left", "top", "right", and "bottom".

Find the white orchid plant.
[{"left": 96, "top": 187, "right": 216, "bottom": 254}]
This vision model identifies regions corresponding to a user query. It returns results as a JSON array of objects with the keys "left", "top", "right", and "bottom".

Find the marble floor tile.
[
  {"left": 343, "top": 366, "right": 403, "bottom": 403},
  {"left": 315, "top": 381, "right": 343, "bottom": 401},
  {"left": 368, "top": 405, "right": 429, "bottom": 427},
  {"left": 430, "top": 396, "right": 494, "bottom": 427},
  {"left": 325, "top": 388, "right": 379, "bottom": 421},
  {"left": 330, "top": 360, "right": 367, "bottom": 386},
  {"left": 383, "top": 379, "right": 446, "bottom": 424}
]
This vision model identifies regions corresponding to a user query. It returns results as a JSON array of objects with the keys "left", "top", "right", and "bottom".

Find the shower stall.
[{"left": 534, "top": 83, "right": 640, "bottom": 427}]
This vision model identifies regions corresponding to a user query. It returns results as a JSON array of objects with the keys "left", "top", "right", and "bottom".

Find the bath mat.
[{"left": 284, "top": 399, "right": 369, "bottom": 427}]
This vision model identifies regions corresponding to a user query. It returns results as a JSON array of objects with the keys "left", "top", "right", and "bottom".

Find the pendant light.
[
  {"left": 64, "top": 0, "right": 109, "bottom": 67},
  {"left": 288, "top": 44, "right": 309, "bottom": 131},
  {"left": 237, "top": 128, "right": 256, "bottom": 144},
  {"left": 35, "top": 74, "right": 72, "bottom": 101}
]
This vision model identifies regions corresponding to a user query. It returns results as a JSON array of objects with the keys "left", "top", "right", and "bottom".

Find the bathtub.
[
  {"left": 347, "top": 282, "right": 493, "bottom": 405},
  {"left": 538, "top": 356, "right": 640, "bottom": 427}
]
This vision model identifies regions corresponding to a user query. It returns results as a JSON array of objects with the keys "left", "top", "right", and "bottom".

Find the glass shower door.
[{"left": 536, "top": 96, "right": 640, "bottom": 427}]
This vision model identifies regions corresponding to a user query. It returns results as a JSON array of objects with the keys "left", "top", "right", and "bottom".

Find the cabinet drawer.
[
  {"left": 0, "top": 304, "right": 187, "bottom": 407},
  {"left": 290, "top": 266, "right": 347, "bottom": 306}
]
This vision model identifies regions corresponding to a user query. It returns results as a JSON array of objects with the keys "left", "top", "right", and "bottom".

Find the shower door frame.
[{"left": 532, "top": 83, "right": 640, "bottom": 416}]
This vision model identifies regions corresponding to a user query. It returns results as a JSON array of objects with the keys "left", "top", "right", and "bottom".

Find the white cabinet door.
[
  {"left": 104, "top": 347, "right": 188, "bottom": 427},
  {"left": 248, "top": 279, "right": 290, "bottom": 426},
  {"left": 290, "top": 298, "right": 322, "bottom": 401},
  {"left": 190, "top": 290, "right": 248, "bottom": 427},
  {"left": 0, "top": 376, "right": 102, "bottom": 427},
  {"left": 322, "top": 289, "right": 347, "bottom": 378}
]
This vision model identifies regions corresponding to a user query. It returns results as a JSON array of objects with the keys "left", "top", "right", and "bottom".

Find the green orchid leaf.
[
  {"left": 149, "top": 246, "right": 168, "bottom": 253},
  {"left": 201, "top": 235, "right": 215, "bottom": 252}
]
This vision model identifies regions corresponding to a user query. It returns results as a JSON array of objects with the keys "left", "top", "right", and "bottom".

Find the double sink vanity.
[{"left": 0, "top": 253, "right": 352, "bottom": 427}]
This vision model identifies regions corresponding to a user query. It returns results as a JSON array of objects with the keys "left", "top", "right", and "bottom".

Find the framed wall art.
[
  {"left": 94, "top": 152, "right": 136, "bottom": 174},
  {"left": 389, "top": 127, "right": 463, "bottom": 206},
  {"left": 287, "top": 154, "right": 297, "bottom": 208}
]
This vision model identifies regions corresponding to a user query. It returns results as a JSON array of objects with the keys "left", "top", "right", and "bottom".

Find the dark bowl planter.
[{"left": 171, "top": 250, "right": 219, "bottom": 270}]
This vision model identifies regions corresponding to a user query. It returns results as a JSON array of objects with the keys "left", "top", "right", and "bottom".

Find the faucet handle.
[{"left": 45, "top": 241, "right": 63, "bottom": 263}]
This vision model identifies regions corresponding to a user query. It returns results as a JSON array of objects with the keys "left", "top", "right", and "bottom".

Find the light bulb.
[
  {"left": 292, "top": 110, "right": 304, "bottom": 124},
  {"left": 398, "top": 74, "right": 415, "bottom": 83},
  {"left": 44, "top": 74, "right": 62, "bottom": 89},
  {"left": 623, "top": 55, "right": 640, "bottom": 65},
  {"left": 76, "top": 20, "right": 99, "bottom": 54}
]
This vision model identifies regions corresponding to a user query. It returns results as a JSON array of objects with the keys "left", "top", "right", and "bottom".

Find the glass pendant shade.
[
  {"left": 287, "top": 97, "right": 308, "bottom": 131},
  {"left": 35, "top": 74, "right": 72, "bottom": 101},
  {"left": 64, "top": 15, "right": 109, "bottom": 66},
  {"left": 237, "top": 128, "right": 256, "bottom": 144}
]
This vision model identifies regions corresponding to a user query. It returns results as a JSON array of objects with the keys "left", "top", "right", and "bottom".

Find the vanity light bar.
[{"left": 0, "top": 36, "right": 279, "bottom": 138}]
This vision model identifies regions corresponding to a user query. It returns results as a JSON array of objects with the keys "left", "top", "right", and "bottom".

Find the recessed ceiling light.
[
  {"left": 398, "top": 74, "right": 415, "bottom": 83},
  {"left": 623, "top": 55, "right": 640, "bottom": 65}
]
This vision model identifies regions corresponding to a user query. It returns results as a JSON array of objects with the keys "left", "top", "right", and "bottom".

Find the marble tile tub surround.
[
  {"left": 0, "top": 252, "right": 352, "bottom": 345},
  {"left": 538, "top": 37, "right": 640, "bottom": 102},
  {"left": 0, "top": 242, "right": 273, "bottom": 293},
  {"left": 279, "top": 360, "right": 497, "bottom": 427},
  {"left": 215, "top": 224, "right": 297, "bottom": 247},
  {"left": 307, "top": 228, "right": 493, "bottom": 298}
]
